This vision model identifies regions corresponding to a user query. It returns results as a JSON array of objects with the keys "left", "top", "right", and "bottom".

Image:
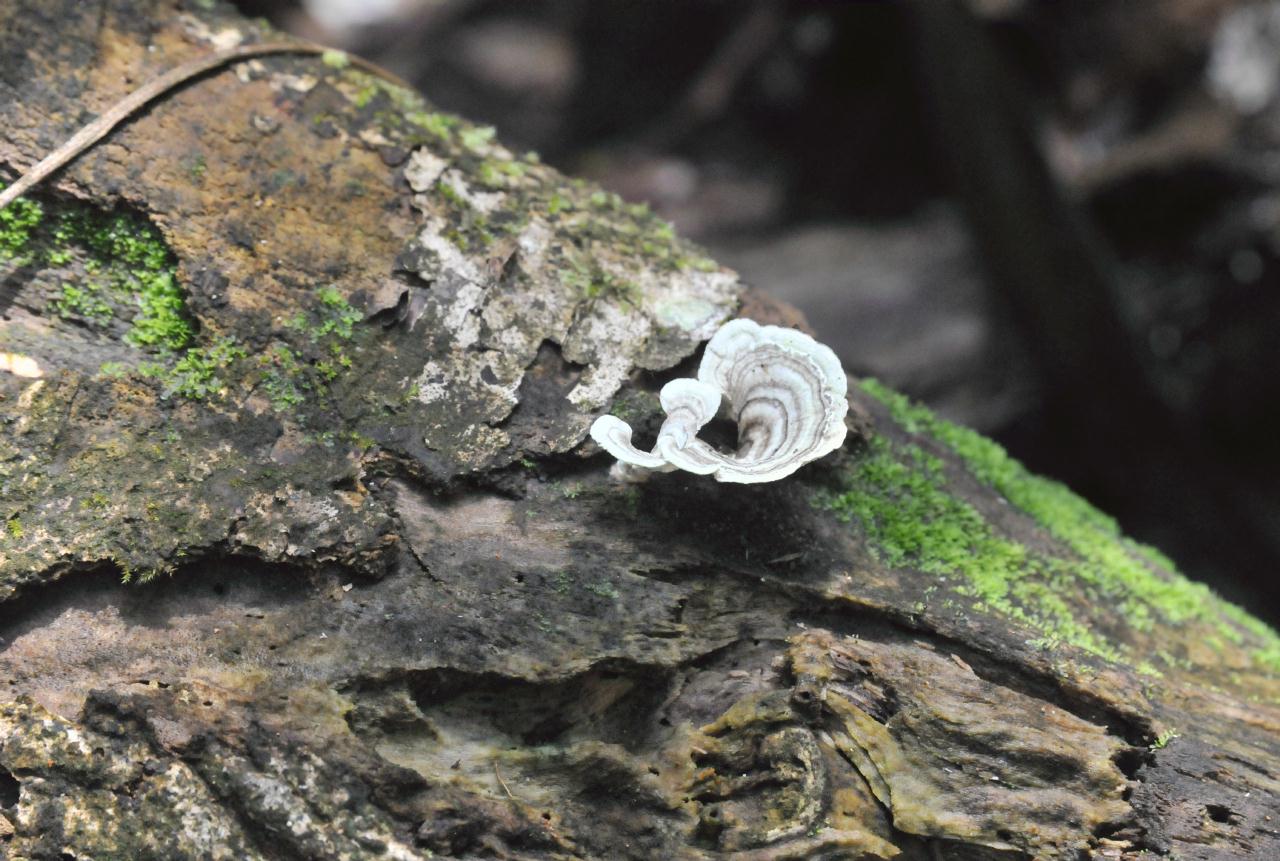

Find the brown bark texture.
[{"left": 0, "top": 2, "right": 1276, "bottom": 860}]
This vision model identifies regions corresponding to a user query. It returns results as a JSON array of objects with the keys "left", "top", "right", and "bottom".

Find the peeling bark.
[{"left": 0, "top": 3, "right": 1276, "bottom": 860}]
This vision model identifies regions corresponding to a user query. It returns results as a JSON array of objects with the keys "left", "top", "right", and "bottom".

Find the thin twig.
[
  {"left": 493, "top": 760, "right": 515, "bottom": 800},
  {"left": 0, "top": 41, "right": 411, "bottom": 211}
]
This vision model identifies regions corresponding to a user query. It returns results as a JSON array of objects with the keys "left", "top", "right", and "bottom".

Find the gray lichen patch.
[
  {"left": 0, "top": 699, "right": 265, "bottom": 860},
  {"left": 373, "top": 131, "right": 739, "bottom": 473}
]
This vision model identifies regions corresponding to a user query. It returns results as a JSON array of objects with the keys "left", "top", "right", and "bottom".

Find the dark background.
[{"left": 235, "top": 0, "right": 1280, "bottom": 626}]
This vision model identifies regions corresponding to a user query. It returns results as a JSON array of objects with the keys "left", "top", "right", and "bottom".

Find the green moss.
[
  {"left": 458, "top": 124, "right": 496, "bottom": 152},
  {"left": 0, "top": 194, "right": 43, "bottom": 261},
  {"left": 817, "top": 436, "right": 1120, "bottom": 661},
  {"left": 476, "top": 162, "right": 502, "bottom": 188},
  {"left": 268, "top": 286, "right": 362, "bottom": 406},
  {"left": 260, "top": 345, "right": 306, "bottom": 410},
  {"left": 585, "top": 581, "right": 619, "bottom": 599},
  {"left": 321, "top": 49, "right": 350, "bottom": 69},
  {"left": 42, "top": 206, "right": 193, "bottom": 351},
  {"left": 138, "top": 336, "right": 246, "bottom": 400},
  {"left": 589, "top": 189, "right": 618, "bottom": 211},
  {"left": 853, "top": 378, "right": 1280, "bottom": 672},
  {"left": 547, "top": 193, "right": 571, "bottom": 216},
  {"left": 351, "top": 83, "right": 378, "bottom": 108},
  {"left": 563, "top": 249, "right": 638, "bottom": 306},
  {"left": 312, "top": 286, "right": 362, "bottom": 339},
  {"left": 97, "top": 361, "right": 130, "bottom": 379},
  {"left": 53, "top": 282, "right": 113, "bottom": 324},
  {"left": 406, "top": 110, "right": 459, "bottom": 140},
  {"left": 607, "top": 389, "right": 660, "bottom": 426},
  {"left": 121, "top": 561, "right": 174, "bottom": 585},
  {"left": 435, "top": 181, "right": 464, "bottom": 209},
  {"left": 475, "top": 157, "right": 529, "bottom": 189},
  {"left": 83, "top": 492, "right": 110, "bottom": 510}
]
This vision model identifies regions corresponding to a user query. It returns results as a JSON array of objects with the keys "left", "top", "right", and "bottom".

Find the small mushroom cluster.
[{"left": 590, "top": 318, "right": 848, "bottom": 483}]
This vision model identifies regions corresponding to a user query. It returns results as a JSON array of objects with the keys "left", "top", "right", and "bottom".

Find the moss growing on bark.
[
  {"left": 51, "top": 206, "right": 193, "bottom": 350},
  {"left": 833, "top": 379, "right": 1280, "bottom": 674},
  {"left": 817, "top": 435, "right": 1121, "bottom": 662},
  {"left": 0, "top": 193, "right": 43, "bottom": 261}
]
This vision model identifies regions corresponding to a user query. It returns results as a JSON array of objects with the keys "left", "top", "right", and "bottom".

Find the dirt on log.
[{"left": 0, "top": 2, "right": 1277, "bottom": 860}]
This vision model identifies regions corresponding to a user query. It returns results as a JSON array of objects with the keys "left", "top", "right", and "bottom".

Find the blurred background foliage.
[{"left": 235, "top": 0, "right": 1280, "bottom": 625}]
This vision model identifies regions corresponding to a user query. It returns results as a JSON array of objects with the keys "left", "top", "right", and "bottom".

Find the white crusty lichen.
[{"left": 590, "top": 318, "right": 848, "bottom": 483}]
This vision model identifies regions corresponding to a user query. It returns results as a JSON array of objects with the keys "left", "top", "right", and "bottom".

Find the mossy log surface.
[{"left": 0, "top": 3, "right": 1277, "bottom": 860}]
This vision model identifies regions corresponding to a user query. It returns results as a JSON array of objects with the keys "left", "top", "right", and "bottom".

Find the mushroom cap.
[
  {"left": 591, "top": 318, "right": 848, "bottom": 483},
  {"left": 656, "top": 378, "right": 721, "bottom": 451},
  {"left": 678, "top": 319, "right": 848, "bottom": 482}
]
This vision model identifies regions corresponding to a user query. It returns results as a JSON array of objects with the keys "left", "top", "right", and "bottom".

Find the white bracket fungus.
[{"left": 589, "top": 318, "right": 848, "bottom": 483}]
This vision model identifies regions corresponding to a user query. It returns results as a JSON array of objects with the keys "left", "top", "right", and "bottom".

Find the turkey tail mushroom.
[{"left": 590, "top": 319, "right": 848, "bottom": 483}]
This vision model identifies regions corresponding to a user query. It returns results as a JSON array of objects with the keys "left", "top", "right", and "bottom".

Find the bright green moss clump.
[
  {"left": 52, "top": 282, "right": 113, "bottom": 324},
  {"left": 4, "top": 199, "right": 196, "bottom": 351},
  {"left": 831, "top": 379, "right": 1280, "bottom": 672},
  {"left": 138, "top": 336, "right": 246, "bottom": 400},
  {"left": 818, "top": 435, "right": 1120, "bottom": 661},
  {"left": 0, "top": 194, "right": 43, "bottom": 261},
  {"left": 56, "top": 208, "right": 193, "bottom": 350},
  {"left": 3, "top": 195, "right": 248, "bottom": 400}
]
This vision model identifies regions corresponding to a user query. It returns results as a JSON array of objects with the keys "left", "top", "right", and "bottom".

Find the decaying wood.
[
  {"left": 0, "top": 2, "right": 1276, "bottom": 860},
  {"left": 0, "top": 40, "right": 410, "bottom": 213}
]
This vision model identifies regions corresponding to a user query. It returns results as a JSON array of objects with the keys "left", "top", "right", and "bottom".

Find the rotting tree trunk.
[{"left": 0, "top": 3, "right": 1276, "bottom": 860}]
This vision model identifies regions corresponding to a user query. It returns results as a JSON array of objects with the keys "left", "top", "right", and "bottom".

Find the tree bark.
[{"left": 0, "top": 3, "right": 1275, "bottom": 860}]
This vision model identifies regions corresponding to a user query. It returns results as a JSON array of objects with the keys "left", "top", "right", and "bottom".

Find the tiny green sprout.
[
  {"left": 321, "top": 49, "right": 350, "bottom": 69},
  {"left": 1150, "top": 728, "right": 1180, "bottom": 750},
  {"left": 5, "top": 517, "right": 23, "bottom": 540}
]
